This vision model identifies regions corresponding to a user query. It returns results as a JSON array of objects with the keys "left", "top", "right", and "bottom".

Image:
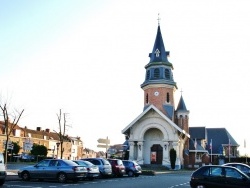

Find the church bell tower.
[{"left": 141, "top": 23, "right": 177, "bottom": 121}]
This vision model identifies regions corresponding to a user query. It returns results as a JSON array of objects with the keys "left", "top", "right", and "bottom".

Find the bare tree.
[
  {"left": 0, "top": 103, "right": 24, "bottom": 164},
  {"left": 55, "top": 109, "right": 70, "bottom": 159}
]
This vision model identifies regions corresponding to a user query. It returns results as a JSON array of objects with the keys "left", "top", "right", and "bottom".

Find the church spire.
[
  {"left": 141, "top": 21, "right": 176, "bottom": 89},
  {"left": 176, "top": 94, "right": 188, "bottom": 112},
  {"left": 148, "top": 25, "right": 171, "bottom": 65}
]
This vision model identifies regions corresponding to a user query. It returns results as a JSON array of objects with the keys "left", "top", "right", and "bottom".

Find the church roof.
[
  {"left": 189, "top": 127, "right": 239, "bottom": 154},
  {"left": 122, "top": 104, "right": 190, "bottom": 138},
  {"left": 206, "top": 128, "right": 239, "bottom": 153},
  {"left": 189, "top": 127, "right": 206, "bottom": 139}
]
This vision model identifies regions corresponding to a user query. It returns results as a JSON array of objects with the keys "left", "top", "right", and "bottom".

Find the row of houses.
[{"left": 0, "top": 121, "right": 103, "bottom": 159}]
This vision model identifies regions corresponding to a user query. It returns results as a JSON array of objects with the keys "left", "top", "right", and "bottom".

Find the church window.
[
  {"left": 146, "top": 70, "right": 150, "bottom": 80},
  {"left": 196, "top": 153, "right": 202, "bottom": 162},
  {"left": 146, "top": 94, "right": 149, "bottom": 103},
  {"left": 155, "top": 48, "right": 160, "bottom": 57},
  {"left": 165, "top": 69, "right": 170, "bottom": 79},
  {"left": 166, "top": 93, "right": 170, "bottom": 103},
  {"left": 154, "top": 68, "right": 160, "bottom": 78}
]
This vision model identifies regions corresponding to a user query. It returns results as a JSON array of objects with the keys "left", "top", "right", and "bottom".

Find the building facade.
[
  {"left": 122, "top": 23, "right": 190, "bottom": 169},
  {"left": 0, "top": 121, "right": 85, "bottom": 160}
]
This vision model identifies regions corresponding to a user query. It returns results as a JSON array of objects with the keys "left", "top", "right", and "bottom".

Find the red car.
[{"left": 107, "top": 159, "right": 126, "bottom": 177}]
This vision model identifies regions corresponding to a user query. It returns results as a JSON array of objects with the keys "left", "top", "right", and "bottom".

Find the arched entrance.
[{"left": 150, "top": 144, "right": 163, "bottom": 164}]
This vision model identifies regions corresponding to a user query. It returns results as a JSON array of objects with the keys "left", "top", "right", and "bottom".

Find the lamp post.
[
  {"left": 52, "top": 146, "right": 55, "bottom": 159},
  {"left": 56, "top": 142, "right": 60, "bottom": 159}
]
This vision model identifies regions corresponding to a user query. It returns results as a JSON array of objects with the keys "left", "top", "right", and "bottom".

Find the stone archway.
[
  {"left": 150, "top": 144, "right": 163, "bottom": 164},
  {"left": 142, "top": 128, "right": 164, "bottom": 164}
]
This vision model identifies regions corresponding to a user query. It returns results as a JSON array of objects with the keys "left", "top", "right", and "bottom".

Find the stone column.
[
  {"left": 162, "top": 142, "right": 169, "bottom": 165},
  {"left": 172, "top": 142, "right": 179, "bottom": 156},
  {"left": 172, "top": 141, "right": 181, "bottom": 169},
  {"left": 129, "top": 141, "right": 135, "bottom": 160},
  {"left": 137, "top": 141, "right": 144, "bottom": 164}
]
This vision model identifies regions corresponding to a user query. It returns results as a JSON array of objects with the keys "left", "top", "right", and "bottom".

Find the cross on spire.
[
  {"left": 157, "top": 13, "right": 161, "bottom": 26},
  {"left": 180, "top": 89, "right": 184, "bottom": 95}
]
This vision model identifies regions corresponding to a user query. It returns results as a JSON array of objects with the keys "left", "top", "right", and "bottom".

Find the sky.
[{"left": 1, "top": 0, "right": 250, "bottom": 156}]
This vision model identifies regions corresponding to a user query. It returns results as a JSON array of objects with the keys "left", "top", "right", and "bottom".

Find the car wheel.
[
  {"left": 128, "top": 171, "right": 134, "bottom": 177},
  {"left": 21, "top": 171, "right": 30, "bottom": 181},
  {"left": 0, "top": 179, "right": 5, "bottom": 185},
  {"left": 57, "top": 172, "right": 67, "bottom": 183}
]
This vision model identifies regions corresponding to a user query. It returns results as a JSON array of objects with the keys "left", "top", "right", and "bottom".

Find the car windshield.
[
  {"left": 102, "top": 159, "right": 110, "bottom": 165},
  {"left": 63, "top": 160, "right": 78, "bottom": 166},
  {"left": 74, "top": 160, "right": 85, "bottom": 166},
  {"left": 74, "top": 160, "right": 92, "bottom": 167}
]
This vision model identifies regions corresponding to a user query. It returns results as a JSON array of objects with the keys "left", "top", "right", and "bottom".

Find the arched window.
[
  {"left": 166, "top": 93, "right": 170, "bottom": 103},
  {"left": 154, "top": 68, "right": 160, "bottom": 78},
  {"left": 146, "top": 70, "right": 150, "bottom": 80},
  {"left": 165, "top": 69, "right": 170, "bottom": 79},
  {"left": 146, "top": 94, "right": 149, "bottom": 103}
]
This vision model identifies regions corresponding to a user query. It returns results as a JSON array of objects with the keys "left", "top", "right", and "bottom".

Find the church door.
[{"left": 150, "top": 144, "right": 163, "bottom": 164}]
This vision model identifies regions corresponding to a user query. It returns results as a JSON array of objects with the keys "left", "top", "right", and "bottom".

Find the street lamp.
[{"left": 56, "top": 142, "right": 60, "bottom": 159}]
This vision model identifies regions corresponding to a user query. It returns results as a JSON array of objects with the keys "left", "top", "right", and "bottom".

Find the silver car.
[
  {"left": 18, "top": 159, "right": 87, "bottom": 183},
  {"left": 82, "top": 158, "right": 112, "bottom": 178},
  {"left": 73, "top": 160, "right": 100, "bottom": 180}
]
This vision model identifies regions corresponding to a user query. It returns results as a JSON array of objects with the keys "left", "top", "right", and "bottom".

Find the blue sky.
[{"left": 1, "top": 0, "right": 250, "bottom": 155}]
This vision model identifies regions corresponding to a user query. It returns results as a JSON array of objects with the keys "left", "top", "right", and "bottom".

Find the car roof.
[
  {"left": 198, "top": 165, "right": 246, "bottom": 171},
  {"left": 74, "top": 160, "right": 94, "bottom": 165},
  {"left": 224, "top": 162, "right": 249, "bottom": 165},
  {"left": 223, "top": 163, "right": 250, "bottom": 167}
]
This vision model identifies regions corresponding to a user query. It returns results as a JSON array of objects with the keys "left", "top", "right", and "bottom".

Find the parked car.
[
  {"left": 107, "top": 158, "right": 126, "bottom": 177},
  {"left": 190, "top": 165, "right": 250, "bottom": 188},
  {"left": 18, "top": 159, "right": 87, "bottom": 183},
  {"left": 82, "top": 158, "right": 112, "bottom": 178},
  {"left": 222, "top": 163, "right": 250, "bottom": 176},
  {"left": 122, "top": 160, "right": 142, "bottom": 177},
  {"left": 73, "top": 160, "right": 100, "bottom": 180},
  {"left": 0, "top": 153, "right": 6, "bottom": 186}
]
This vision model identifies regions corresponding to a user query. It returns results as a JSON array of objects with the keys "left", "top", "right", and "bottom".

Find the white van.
[{"left": 0, "top": 153, "right": 6, "bottom": 185}]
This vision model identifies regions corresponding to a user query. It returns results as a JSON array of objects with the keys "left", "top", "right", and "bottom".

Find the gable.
[{"left": 122, "top": 104, "right": 189, "bottom": 138}]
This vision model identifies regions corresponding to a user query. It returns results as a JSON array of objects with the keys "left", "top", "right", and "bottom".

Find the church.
[{"left": 121, "top": 21, "right": 239, "bottom": 169}]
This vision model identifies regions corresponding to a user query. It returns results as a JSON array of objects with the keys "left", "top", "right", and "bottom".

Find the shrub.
[{"left": 170, "top": 148, "right": 176, "bottom": 169}]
